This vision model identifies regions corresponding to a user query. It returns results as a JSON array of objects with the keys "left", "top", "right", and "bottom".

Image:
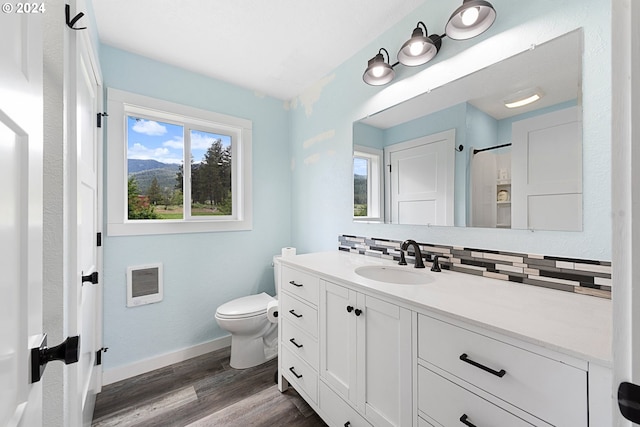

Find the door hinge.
[
  {"left": 97, "top": 232, "right": 102, "bottom": 247},
  {"left": 96, "top": 347, "right": 109, "bottom": 366},
  {"left": 82, "top": 271, "right": 99, "bottom": 285},
  {"left": 30, "top": 334, "right": 80, "bottom": 383},
  {"left": 96, "top": 112, "right": 108, "bottom": 128}
]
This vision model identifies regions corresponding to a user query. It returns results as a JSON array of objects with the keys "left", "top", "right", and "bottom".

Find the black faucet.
[
  {"left": 400, "top": 239, "right": 425, "bottom": 268},
  {"left": 431, "top": 255, "right": 442, "bottom": 272}
]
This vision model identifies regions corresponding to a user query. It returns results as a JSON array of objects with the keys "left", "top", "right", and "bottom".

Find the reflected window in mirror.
[{"left": 353, "top": 146, "right": 383, "bottom": 222}]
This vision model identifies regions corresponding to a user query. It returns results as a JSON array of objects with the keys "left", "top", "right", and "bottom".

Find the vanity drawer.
[
  {"left": 319, "top": 381, "right": 372, "bottom": 427},
  {"left": 418, "top": 314, "right": 587, "bottom": 426},
  {"left": 418, "top": 366, "right": 536, "bottom": 427},
  {"left": 282, "top": 347, "right": 318, "bottom": 404},
  {"left": 282, "top": 319, "right": 318, "bottom": 369},
  {"left": 281, "top": 292, "right": 318, "bottom": 338},
  {"left": 281, "top": 266, "right": 319, "bottom": 305}
]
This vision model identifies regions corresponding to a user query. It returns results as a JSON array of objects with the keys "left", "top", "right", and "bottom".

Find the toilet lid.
[{"left": 216, "top": 292, "right": 275, "bottom": 319}]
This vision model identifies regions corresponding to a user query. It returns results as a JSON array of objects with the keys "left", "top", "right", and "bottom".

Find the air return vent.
[{"left": 126, "top": 263, "right": 163, "bottom": 307}]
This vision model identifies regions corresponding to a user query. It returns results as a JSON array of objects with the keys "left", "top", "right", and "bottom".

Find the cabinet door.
[
  {"left": 320, "top": 280, "right": 358, "bottom": 402},
  {"left": 357, "top": 294, "right": 412, "bottom": 427}
]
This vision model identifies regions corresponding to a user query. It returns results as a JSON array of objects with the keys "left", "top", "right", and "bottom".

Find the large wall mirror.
[{"left": 353, "top": 29, "right": 583, "bottom": 231}]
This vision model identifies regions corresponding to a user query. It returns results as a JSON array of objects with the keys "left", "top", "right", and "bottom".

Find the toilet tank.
[{"left": 273, "top": 255, "right": 282, "bottom": 297}]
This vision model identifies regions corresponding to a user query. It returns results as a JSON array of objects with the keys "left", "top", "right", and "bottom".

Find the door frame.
[{"left": 42, "top": 1, "right": 104, "bottom": 425}]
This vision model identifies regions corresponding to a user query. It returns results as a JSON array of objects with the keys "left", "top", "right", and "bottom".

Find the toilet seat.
[{"left": 216, "top": 292, "right": 274, "bottom": 319}]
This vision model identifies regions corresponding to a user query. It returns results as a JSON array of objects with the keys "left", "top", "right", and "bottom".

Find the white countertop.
[{"left": 279, "top": 251, "right": 612, "bottom": 366}]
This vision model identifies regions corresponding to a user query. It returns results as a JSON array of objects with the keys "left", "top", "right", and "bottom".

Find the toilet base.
[{"left": 229, "top": 333, "right": 277, "bottom": 369}]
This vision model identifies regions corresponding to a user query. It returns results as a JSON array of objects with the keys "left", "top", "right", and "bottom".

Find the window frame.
[
  {"left": 353, "top": 145, "right": 383, "bottom": 222},
  {"left": 107, "top": 88, "right": 252, "bottom": 236}
]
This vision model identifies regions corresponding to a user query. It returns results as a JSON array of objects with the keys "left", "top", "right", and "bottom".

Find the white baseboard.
[{"left": 102, "top": 335, "right": 232, "bottom": 386}]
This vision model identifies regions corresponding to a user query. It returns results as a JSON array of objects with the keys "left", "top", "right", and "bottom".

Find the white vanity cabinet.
[
  {"left": 417, "top": 313, "right": 588, "bottom": 427},
  {"left": 318, "top": 280, "right": 412, "bottom": 427},
  {"left": 278, "top": 266, "right": 320, "bottom": 404},
  {"left": 277, "top": 252, "right": 611, "bottom": 427}
]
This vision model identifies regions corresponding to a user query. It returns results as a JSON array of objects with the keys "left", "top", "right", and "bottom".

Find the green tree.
[
  {"left": 128, "top": 176, "right": 159, "bottom": 219},
  {"left": 147, "top": 177, "right": 163, "bottom": 205}
]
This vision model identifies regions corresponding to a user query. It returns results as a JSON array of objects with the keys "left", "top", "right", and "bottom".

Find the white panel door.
[
  {"left": 319, "top": 281, "right": 357, "bottom": 403},
  {"left": 67, "top": 26, "right": 103, "bottom": 426},
  {"left": 511, "top": 106, "right": 582, "bottom": 231},
  {"left": 0, "top": 12, "right": 44, "bottom": 427},
  {"left": 385, "top": 129, "right": 455, "bottom": 226},
  {"left": 356, "top": 295, "right": 412, "bottom": 427}
]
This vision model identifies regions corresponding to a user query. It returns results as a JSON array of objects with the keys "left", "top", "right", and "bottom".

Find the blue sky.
[
  {"left": 353, "top": 157, "right": 368, "bottom": 176},
  {"left": 127, "top": 116, "right": 231, "bottom": 165}
]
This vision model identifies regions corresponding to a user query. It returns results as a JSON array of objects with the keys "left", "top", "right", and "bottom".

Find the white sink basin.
[{"left": 354, "top": 265, "right": 434, "bottom": 285}]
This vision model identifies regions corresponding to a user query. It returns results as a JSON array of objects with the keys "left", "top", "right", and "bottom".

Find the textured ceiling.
[{"left": 91, "top": 0, "right": 426, "bottom": 100}]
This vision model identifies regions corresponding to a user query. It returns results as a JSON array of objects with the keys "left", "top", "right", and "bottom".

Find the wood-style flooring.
[{"left": 92, "top": 347, "right": 327, "bottom": 427}]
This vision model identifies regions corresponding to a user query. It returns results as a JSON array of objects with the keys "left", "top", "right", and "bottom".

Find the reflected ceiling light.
[
  {"left": 398, "top": 22, "right": 442, "bottom": 66},
  {"left": 363, "top": 48, "right": 396, "bottom": 86},
  {"left": 445, "top": 0, "right": 496, "bottom": 40},
  {"left": 504, "top": 88, "right": 544, "bottom": 109}
]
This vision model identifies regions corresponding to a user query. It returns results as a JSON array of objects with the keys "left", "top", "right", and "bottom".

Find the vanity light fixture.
[
  {"left": 397, "top": 22, "right": 442, "bottom": 66},
  {"left": 504, "top": 87, "right": 544, "bottom": 109},
  {"left": 362, "top": 1, "right": 496, "bottom": 85},
  {"left": 363, "top": 48, "right": 396, "bottom": 86},
  {"left": 445, "top": 0, "right": 497, "bottom": 40}
]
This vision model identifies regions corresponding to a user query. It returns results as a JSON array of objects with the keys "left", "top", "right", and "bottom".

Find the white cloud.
[
  {"left": 131, "top": 119, "right": 167, "bottom": 136},
  {"left": 162, "top": 136, "right": 184, "bottom": 149},
  {"left": 191, "top": 132, "right": 222, "bottom": 150},
  {"left": 128, "top": 143, "right": 182, "bottom": 164}
]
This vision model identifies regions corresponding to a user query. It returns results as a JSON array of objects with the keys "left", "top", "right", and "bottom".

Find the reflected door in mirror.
[
  {"left": 385, "top": 130, "right": 455, "bottom": 225},
  {"left": 511, "top": 106, "right": 582, "bottom": 231}
]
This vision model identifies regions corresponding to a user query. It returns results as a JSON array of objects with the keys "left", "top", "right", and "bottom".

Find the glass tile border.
[{"left": 338, "top": 234, "right": 611, "bottom": 299}]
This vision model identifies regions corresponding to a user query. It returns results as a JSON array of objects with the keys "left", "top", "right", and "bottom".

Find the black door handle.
[
  {"left": 354, "top": 308, "right": 362, "bottom": 316},
  {"left": 288, "top": 309, "right": 302, "bottom": 318},
  {"left": 619, "top": 382, "right": 640, "bottom": 423},
  {"left": 459, "top": 353, "right": 506, "bottom": 378},
  {"left": 30, "top": 334, "right": 80, "bottom": 383},
  {"left": 82, "top": 271, "right": 98, "bottom": 284},
  {"left": 346, "top": 305, "right": 354, "bottom": 313}
]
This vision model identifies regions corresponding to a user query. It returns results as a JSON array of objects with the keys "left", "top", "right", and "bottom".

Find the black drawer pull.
[
  {"left": 344, "top": 422, "right": 351, "bottom": 427},
  {"left": 460, "top": 414, "right": 477, "bottom": 427},
  {"left": 289, "top": 338, "right": 303, "bottom": 348},
  {"left": 289, "top": 280, "right": 303, "bottom": 287},
  {"left": 289, "top": 366, "right": 303, "bottom": 379},
  {"left": 459, "top": 353, "right": 506, "bottom": 378},
  {"left": 288, "top": 309, "right": 302, "bottom": 318}
]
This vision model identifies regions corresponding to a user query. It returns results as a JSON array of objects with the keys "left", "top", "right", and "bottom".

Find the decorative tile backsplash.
[{"left": 338, "top": 235, "right": 611, "bottom": 299}]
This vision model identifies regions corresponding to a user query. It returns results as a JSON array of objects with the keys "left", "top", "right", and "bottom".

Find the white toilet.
[{"left": 215, "top": 256, "right": 281, "bottom": 369}]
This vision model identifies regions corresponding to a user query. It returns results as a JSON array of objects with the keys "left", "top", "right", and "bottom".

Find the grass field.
[{"left": 153, "top": 204, "right": 227, "bottom": 219}]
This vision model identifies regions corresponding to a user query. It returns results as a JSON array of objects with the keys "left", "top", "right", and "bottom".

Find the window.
[
  {"left": 107, "top": 89, "right": 252, "bottom": 235},
  {"left": 353, "top": 146, "right": 382, "bottom": 222}
]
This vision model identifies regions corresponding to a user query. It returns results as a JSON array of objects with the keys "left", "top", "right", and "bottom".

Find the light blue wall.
[
  {"left": 288, "top": 0, "right": 611, "bottom": 260},
  {"left": 100, "top": 46, "right": 291, "bottom": 371}
]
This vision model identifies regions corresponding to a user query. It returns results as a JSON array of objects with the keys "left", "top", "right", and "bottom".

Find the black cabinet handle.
[
  {"left": 354, "top": 308, "right": 362, "bottom": 316},
  {"left": 289, "top": 309, "right": 303, "bottom": 318},
  {"left": 460, "top": 414, "right": 477, "bottom": 427},
  {"left": 289, "top": 338, "right": 303, "bottom": 348},
  {"left": 289, "top": 280, "right": 303, "bottom": 287},
  {"left": 459, "top": 353, "right": 506, "bottom": 378},
  {"left": 289, "top": 366, "right": 303, "bottom": 379},
  {"left": 344, "top": 422, "right": 351, "bottom": 427},
  {"left": 346, "top": 305, "right": 354, "bottom": 313}
]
